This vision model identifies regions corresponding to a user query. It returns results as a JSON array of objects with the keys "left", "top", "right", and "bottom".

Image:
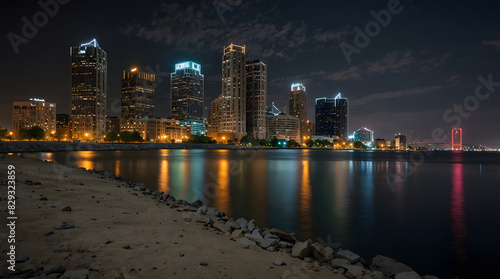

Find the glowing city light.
[
  {"left": 131, "top": 68, "right": 137, "bottom": 72},
  {"left": 291, "top": 83, "right": 306, "bottom": 91},
  {"left": 175, "top": 61, "right": 201, "bottom": 72},
  {"left": 80, "top": 39, "right": 98, "bottom": 47},
  {"left": 29, "top": 98, "right": 45, "bottom": 102}
]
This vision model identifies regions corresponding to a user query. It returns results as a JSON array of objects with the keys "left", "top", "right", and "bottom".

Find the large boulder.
[
  {"left": 213, "top": 221, "right": 232, "bottom": 233},
  {"left": 244, "top": 230, "right": 264, "bottom": 244},
  {"left": 259, "top": 238, "right": 279, "bottom": 249},
  {"left": 310, "top": 242, "right": 334, "bottom": 263},
  {"left": 336, "top": 249, "right": 360, "bottom": 263},
  {"left": 395, "top": 271, "right": 422, "bottom": 279},
  {"left": 269, "top": 228, "right": 297, "bottom": 243},
  {"left": 235, "top": 218, "right": 248, "bottom": 229},
  {"left": 331, "top": 258, "right": 351, "bottom": 269},
  {"left": 291, "top": 239, "right": 312, "bottom": 259},
  {"left": 238, "top": 237, "right": 256, "bottom": 246},
  {"left": 371, "top": 255, "right": 413, "bottom": 277}
]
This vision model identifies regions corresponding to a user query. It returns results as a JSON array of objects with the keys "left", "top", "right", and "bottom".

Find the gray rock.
[
  {"left": 266, "top": 245, "right": 277, "bottom": 252},
  {"left": 144, "top": 189, "right": 152, "bottom": 194},
  {"left": 331, "top": 258, "right": 351, "bottom": 269},
  {"left": 206, "top": 207, "right": 220, "bottom": 216},
  {"left": 54, "top": 223, "right": 75, "bottom": 230},
  {"left": 372, "top": 271, "right": 385, "bottom": 279},
  {"left": 371, "top": 255, "right": 413, "bottom": 277},
  {"left": 291, "top": 239, "right": 312, "bottom": 259},
  {"left": 345, "top": 265, "right": 366, "bottom": 278},
  {"left": 336, "top": 249, "right": 360, "bottom": 263},
  {"left": 15, "top": 255, "right": 29, "bottom": 263},
  {"left": 279, "top": 241, "right": 294, "bottom": 248},
  {"left": 43, "top": 265, "right": 66, "bottom": 275},
  {"left": 264, "top": 233, "right": 279, "bottom": 240},
  {"left": 200, "top": 262, "right": 208, "bottom": 266},
  {"left": 248, "top": 219, "right": 257, "bottom": 231},
  {"left": 230, "top": 229, "right": 244, "bottom": 239},
  {"left": 59, "top": 269, "right": 89, "bottom": 279},
  {"left": 225, "top": 220, "right": 240, "bottom": 230},
  {"left": 270, "top": 228, "right": 297, "bottom": 243},
  {"left": 244, "top": 230, "right": 264, "bottom": 243},
  {"left": 238, "top": 237, "right": 255, "bottom": 246},
  {"left": 422, "top": 276, "right": 440, "bottom": 279},
  {"left": 235, "top": 218, "right": 248, "bottom": 229},
  {"left": 259, "top": 238, "right": 278, "bottom": 249},
  {"left": 191, "top": 200, "right": 203, "bottom": 208},
  {"left": 311, "top": 242, "right": 334, "bottom": 263},
  {"left": 395, "top": 271, "right": 422, "bottom": 279},
  {"left": 273, "top": 259, "right": 286, "bottom": 266},
  {"left": 152, "top": 191, "right": 161, "bottom": 197},
  {"left": 133, "top": 186, "right": 141, "bottom": 191},
  {"left": 60, "top": 205, "right": 72, "bottom": 211},
  {"left": 213, "top": 222, "right": 232, "bottom": 233},
  {"left": 184, "top": 218, "right": 192, "bottom": 222}
]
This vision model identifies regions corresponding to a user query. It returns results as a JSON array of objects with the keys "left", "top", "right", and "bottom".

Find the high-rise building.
[
  {"left": 12, "top": 98, "right": 56, "bottom": 135},
  {"left": 122, "top": 67, "right": 155, "bottom": 120},
  {"left": 70, "top": 39, "right": 107, "bottom": 140},
  {"left": 305, "top": 120, "right": 315, "bottom": 140},
  {"left": 207, "top": 96, "right": 222, "bottom": 138},
  {"left": 170, "top": 61, "right": 204, "bottom": 121},
  {"left": 106, "top": 116, "right": 121, "bottom": 133},
  {"left": 315, "top": 93, "right": 349, "bottom": 139},
  {"left": 353, "top": 127, "right": 374, "bottom": 142},
  {"left": 246, "top": 59, "right": 267, "bottom": 139},
  {"left": 56, "top": 114, "right": 70, "bottom": 139},
  {"left": 289, "top": 83, "right": 308, "bottom": 143},
  {"left": 220, "top": 43, "right": 246, "bottom": 140},
  {"left": 394, "top": 134, "right": 407, "bottom": 150},
  {"left": 266, "top": 113, "right": 300, "bottom": 142}
]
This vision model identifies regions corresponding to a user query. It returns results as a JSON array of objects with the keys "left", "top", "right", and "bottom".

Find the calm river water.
[{"left": 27, "top": 149, "right": 500, "bottom": 278}]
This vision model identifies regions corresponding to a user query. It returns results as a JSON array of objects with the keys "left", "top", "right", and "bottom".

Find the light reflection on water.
[{"left": 26, "top": 149, "right": 500, "bottom": 279}]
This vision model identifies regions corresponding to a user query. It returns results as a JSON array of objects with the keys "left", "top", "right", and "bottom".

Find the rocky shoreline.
[{"left": 1, "top": 155, "right": 440, "bottom": 279}]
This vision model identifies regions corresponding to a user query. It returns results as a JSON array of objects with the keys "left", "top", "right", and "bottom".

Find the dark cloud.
[
  {"left": 121, "top": 1, "right": 350, "bottom": 59},
  {"left": 351, "top": 85, "right": 449, "bottom": 106}
]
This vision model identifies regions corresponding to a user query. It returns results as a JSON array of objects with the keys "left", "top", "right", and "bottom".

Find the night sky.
[{"left": 1, "top": 0, "right": 499, "bottom": 148}]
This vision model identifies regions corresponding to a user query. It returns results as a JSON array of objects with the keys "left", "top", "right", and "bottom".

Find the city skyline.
[{"left": 1, "top": 1, "right": 499, "bottom": 147}]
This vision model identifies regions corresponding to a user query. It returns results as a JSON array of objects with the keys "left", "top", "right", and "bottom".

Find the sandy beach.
[
  {"left": 0, "top": 154, "right": 439, "bottom": 279},
  {"left": 0, "top": 155, "right": 353, "bottom": 279}
]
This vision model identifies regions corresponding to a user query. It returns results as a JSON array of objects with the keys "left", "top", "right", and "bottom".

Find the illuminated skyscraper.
[
  {"left": 221, "top": 43, "right": 246, "bottom": 140},
  {"left": 246, "top": 59, "right": 267, "bottom": 139},
  {"left": 170, "top": 61, "right": 204, "bottom": 121},
  {"left": 122, "top": 67, "right": 155, "bottom": 120},
  {"left": 12, "top": 98, "right": 56, "bottom": 135},
  {"left": 289, "top": 83, "right": 308, "bottom": 143},
  {"left": 70, "top": 39, "right": 107, "bottom": 140},
  {"left": 315, "top": 93, "right": 349, "bottom": 139}
]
